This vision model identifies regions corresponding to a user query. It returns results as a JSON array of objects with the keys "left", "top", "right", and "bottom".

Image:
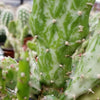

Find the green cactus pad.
[
  {"left": 17, "top": 52, "right": 30, "bottom": 100},
  {"left": 64, "top": 26, "right": 100, "bottom": 99},
  {"left": 30, "top": 0, "right": 95, "bottom": 87},
  {"left": 0, "top": 57, "right": 18, "bottom": 90}
]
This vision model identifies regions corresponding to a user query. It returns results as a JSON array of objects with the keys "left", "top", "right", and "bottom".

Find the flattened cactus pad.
[
  {"left": 30, "top": 0, "right": 95, "bottom": 87},
  {"left": 64, "top": 23, "right": 100, "bottom": 100}
]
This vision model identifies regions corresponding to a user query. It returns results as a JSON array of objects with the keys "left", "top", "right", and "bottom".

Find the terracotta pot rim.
[
  {"left": 2, "top": 48, "right": 14, "bottom": 51},
  {"left": 2, "top": 48, "right": 14, "bottom": 58},
  {"left": 24, "top": 36, "right": 33, "bottom": 41}
]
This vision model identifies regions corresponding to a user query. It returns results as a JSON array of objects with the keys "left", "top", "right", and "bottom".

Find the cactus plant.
[
  {"left": 3, "top": 21, "right": 30, "bottom": 59},
  {"left": 0, "top": 0, "right": 98, "bottom": 100},
  {"left": 1, "top": 5, "right": 31, "bottom": 59},
  {"left": 17, "top": 51, "right": 30, "bottom": 100},
  {"left": 63, "top": 19, "right": 100, "bottom": 100},
  {"left": 0, "top": 57, "right": 18, "bottom": 99},
  {"left": 28, "top": 49, "right": 41, "bottom": 91},
  {"left": 17, "top": 6, "right": 30, "bottom": 28},
  {"left": 0, "top": 54, "right": 40, "bottom": 100},
  {"left": 0, "top": 57, "right": 18, "bottom": 90},
  {"left": 5, "top": 6, "right": 31, "bottom": 58},
  {"left": 30, "top": 0, "right": 95, "bottom": 88},
  {"left": 1, "top": 9, "right": 14, "bottom": 27}
]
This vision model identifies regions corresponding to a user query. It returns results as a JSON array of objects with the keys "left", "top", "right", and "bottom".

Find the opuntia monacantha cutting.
[
  {"left": 30, "top": 0, "right": 95, "bottom": 88},
  {"left": 0, "top": 0, "right": 99, "bottom": 100},
  {"left": 64, "top": 19, "right": 100, "bottom": 100}
]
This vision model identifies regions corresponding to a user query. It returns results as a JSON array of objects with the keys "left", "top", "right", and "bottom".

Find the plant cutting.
[
  {"left": 29, "top": 0, "right": 95, "bottom": 95},
  {"left": 2, "top": 0, "right": 100, "bottom": 100},
  {"left": 61, "top": 16, "right": 100, "bottom": 100}
]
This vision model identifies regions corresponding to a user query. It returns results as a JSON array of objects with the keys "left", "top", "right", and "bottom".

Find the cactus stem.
[{"left": 30, "top": 0, "right": 95, "bottom": 89}]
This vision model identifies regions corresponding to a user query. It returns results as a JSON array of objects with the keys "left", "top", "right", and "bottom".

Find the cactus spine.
[{"left": 30, "top": 0, "right": 95, "bottom": 87}]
